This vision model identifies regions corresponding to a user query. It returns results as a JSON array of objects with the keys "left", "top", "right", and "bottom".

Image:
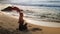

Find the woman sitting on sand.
[{"left": 12, "top": 7, "right": 28, "bottom": 31}]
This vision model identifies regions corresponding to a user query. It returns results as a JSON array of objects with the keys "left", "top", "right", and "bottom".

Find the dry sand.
[{"left": 0, "top": 11, "right": 60, "bottom": 34}]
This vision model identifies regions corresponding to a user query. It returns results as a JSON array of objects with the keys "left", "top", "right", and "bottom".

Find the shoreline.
[
  {"left": 0, "top": 4, "right": 60, "bottom": 27},
  {"left": 1, "top": 11, "right": 60, "bottom": 28}
]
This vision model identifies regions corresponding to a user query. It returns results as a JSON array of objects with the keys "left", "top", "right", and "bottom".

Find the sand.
[
  {"left": 0, "top": 11, "right": 60, "bottom": 34},
  {"left": 0, "top": 4, "right": 60, "bottom": 34}
]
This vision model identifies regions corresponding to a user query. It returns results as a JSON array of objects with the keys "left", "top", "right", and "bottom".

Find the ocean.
[{"left": 0, "top": 0, "right": 60, "bottom": 22}]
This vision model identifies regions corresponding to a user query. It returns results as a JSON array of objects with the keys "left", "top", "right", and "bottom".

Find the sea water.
[
  {"left": 0, "top": 0, "right": 60, "bottom": 22},
  {"left": 23, "top": 6, "right": 60, "bottom": 22}
]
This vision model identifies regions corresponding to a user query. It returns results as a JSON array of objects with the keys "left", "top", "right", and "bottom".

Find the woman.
[{"left": 12, "top": 7, "right": 27, "bottom": 31}]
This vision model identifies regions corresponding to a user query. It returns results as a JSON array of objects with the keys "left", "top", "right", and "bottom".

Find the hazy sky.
[
  {"left": 9, "top": 0, "right": 60, "bottom": 3},
  {"left": 0, "top": 0, "right": 60, "bottom": 4}
]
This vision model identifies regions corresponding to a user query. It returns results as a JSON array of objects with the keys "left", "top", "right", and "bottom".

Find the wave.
[
  {"left": 30, "top": 4, "right": 60, "bottom": 7},
  {"left": 40, "top": 5, "right": 60, "bottom": 7}
]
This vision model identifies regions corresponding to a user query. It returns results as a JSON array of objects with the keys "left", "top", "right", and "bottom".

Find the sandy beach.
[
  {"left": 0, "top": 12, "right": 60, "bottom": 34},
  {"left": 0, "top": 4, "right": 60, "bottom": 34}
]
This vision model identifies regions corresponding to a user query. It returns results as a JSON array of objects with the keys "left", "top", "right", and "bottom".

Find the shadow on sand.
[
  {"left": 0, "top": 26, "right": 32, "bottom": 34},
  {"left": 31, "top": 28, "right": 42, "bottom": 32},
  {"left": 0, "top": 26, "right": 43, "bottom": 34}
]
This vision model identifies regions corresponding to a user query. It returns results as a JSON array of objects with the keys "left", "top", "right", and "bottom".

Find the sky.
[
  {"left": 0, "top": 0, "right": 60, "bottom": 4},
  {"left": 10, "top": 0, "right": 60, "bottom": 3}
]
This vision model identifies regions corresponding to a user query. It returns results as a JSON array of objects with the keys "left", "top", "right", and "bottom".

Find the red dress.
[{"left": 12, "top": 7, "right": 23, "bottom": 12}]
